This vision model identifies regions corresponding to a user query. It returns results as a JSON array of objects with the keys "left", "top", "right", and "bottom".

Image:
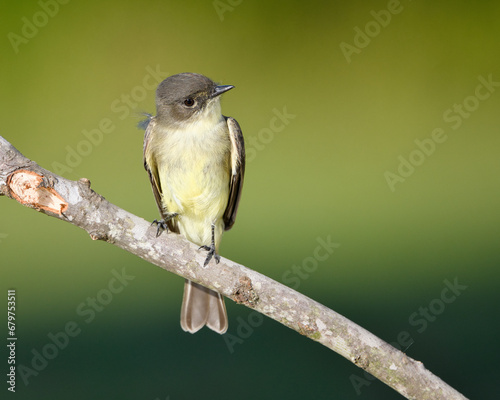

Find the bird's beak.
[{"left": 211, "top": 85, "right": 234, "bottom": 98}]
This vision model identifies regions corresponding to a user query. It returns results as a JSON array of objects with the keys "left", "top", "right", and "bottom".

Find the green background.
[{"left": 1, "top": 1, "right": 499, "bottom": 399}]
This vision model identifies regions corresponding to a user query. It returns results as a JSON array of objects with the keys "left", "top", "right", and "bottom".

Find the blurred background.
[{"left": 1, "top": 1, "right": 499, "bottom": 399}]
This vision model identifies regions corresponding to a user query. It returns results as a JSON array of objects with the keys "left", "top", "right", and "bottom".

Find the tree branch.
[{"left": 0, "top": 136, "right": 468, "bottom": 400}]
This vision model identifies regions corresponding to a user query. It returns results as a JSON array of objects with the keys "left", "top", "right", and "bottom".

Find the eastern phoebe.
[{"left": 142, "top": 73, "right": 245, "bottom": 334}]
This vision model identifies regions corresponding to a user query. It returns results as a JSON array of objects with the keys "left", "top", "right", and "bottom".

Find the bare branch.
[{"left": 0, "top": 136, "right": 468, "bottom": 400}]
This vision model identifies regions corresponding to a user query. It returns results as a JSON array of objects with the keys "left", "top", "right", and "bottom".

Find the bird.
[{"left": 142, "top": 72, "right": 245, "bottom": 334}]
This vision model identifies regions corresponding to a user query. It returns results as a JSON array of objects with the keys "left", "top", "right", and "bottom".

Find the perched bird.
[{"left": 142, "top": 73, "right": 245, "bottom": 334}]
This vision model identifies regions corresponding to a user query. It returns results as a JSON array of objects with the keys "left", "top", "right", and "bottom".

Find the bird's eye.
[{"left": 183, "top": 98, "right": 195, "bottom": 107}]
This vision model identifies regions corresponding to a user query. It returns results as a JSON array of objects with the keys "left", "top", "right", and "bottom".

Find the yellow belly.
[{"left": 152, "top": 120, "right": 231, "bottom": 247}]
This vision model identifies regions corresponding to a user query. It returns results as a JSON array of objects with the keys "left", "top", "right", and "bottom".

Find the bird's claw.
[
  {"left": 199, "top": 244, "right": 220, "bottom": 267},
  {"left": 199, "top": 223, "right": 220, "bottom": 266},
  {"left": 151, "top": 213, "right": 178, "bottom": 237},
  {"left": 151, "top": 219, "right": 168, "bottom": 237}
]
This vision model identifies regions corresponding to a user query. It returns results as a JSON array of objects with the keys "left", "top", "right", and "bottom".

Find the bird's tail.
[{"left": 180, "top": 279, "right": 228, "bottom": 334}]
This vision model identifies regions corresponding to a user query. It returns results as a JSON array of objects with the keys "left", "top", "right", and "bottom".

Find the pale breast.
[{"left": 153, "top": 119, "right": 232, "bottom": 222}]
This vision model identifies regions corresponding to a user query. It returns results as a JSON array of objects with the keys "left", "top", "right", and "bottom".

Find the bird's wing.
[
  {"left": 143, "top": 117, "right": 180, "bottom": 232},
  {"left": 223, "top": 117, "right": 245, "bottom": 231},
  {"left": 143, "top": 117, "right": 164, "bottom": 216}
]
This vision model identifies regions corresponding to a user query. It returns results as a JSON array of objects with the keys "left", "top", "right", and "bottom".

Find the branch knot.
[{"left": 233, "top": 276, "right": 259, "bottom": 307}]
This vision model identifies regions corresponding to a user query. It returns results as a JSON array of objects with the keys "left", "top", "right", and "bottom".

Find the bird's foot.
[
  {"left": 199, "top": 243, "right": 220, "bottom": 267},
  {"left": 199, "top": 223, "right": 220, "bottom": 266},
  {"left": 151, "top": 213, "right": 178, "bottom": 237}
]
